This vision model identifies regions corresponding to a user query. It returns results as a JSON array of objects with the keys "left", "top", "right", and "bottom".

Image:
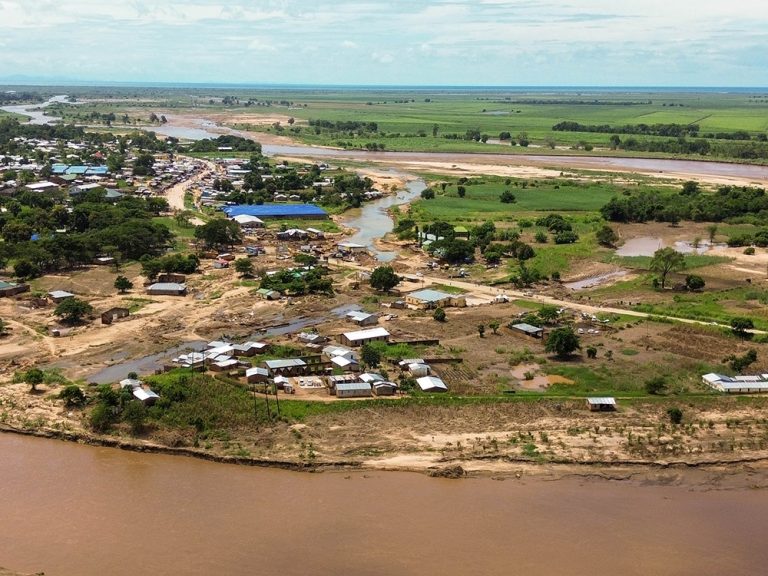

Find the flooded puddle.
[
  {"left": 564, "top": 270, "right": 629, "bottom": 290},
  {"left": 86, "top": 341, "right": 207, "bottom": 384},
  {"left": 616, "top": 237, "right": 724, "bottom": 258},
  {"left": 615, "top": 236, "right": 665, "bottom": 257}
]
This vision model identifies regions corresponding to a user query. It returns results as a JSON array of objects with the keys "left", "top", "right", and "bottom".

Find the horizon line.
[{"left": 1, "top": 79, "right": 767, "bottom": 91}]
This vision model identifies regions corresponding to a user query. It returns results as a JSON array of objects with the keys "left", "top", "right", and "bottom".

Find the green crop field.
[
  {"left": 409, "top": 175, "right": 674, "bottom": 223},
  {"left": 11, "top": 86, "right": 768, "bottom": 161}
]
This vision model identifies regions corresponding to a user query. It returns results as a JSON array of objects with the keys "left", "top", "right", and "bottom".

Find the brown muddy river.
[{"left": 1, "top": 434, "right": 766, "bottom": 576}]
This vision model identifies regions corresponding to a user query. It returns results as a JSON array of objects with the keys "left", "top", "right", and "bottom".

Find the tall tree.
[
  {"left": 194, "top": 218, "right": 243, "bottom": 248},
  {"left": 650, "top": 247, "right": 685, "bottom": 289},
  {"left": 114, "top": 275, "right": 133, "bottom": 293},
  {"left": 545, "top": 327, "right": 581, "bottom": 358},
  {"left": 370, "top": 266, "right": 400, "bottom": 292},
  {"left": 54, "top": 298, "right": 94, "bottom": 324}
]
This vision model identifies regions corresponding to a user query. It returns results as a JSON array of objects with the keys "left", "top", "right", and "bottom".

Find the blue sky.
[{"left": 1, "top": 0, "right": 767, "bottom": 86}]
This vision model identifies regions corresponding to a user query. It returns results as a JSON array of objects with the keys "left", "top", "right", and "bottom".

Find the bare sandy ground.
[{"left": 164, "top": 157, "right": 216, "bottom": 211}]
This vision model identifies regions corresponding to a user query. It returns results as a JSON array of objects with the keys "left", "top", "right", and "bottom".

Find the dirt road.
[
  {"left": 332, "top": 259, "right": 760, "bottom": 332},
  {"left": 163, "top": 157, "right": 217, "bottom": 211}
]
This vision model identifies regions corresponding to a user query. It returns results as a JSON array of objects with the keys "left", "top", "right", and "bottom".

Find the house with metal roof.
[
  {"left": 510, "top": 323, "right": 544, "bottom": 338},
  {"left": 346, "top": 310, "right": 379, "bottom": 326},
  {"left": 146, "top": 282, "right": 187, "bottom": 296},
  {"left": 586, "top": 397, "right": 617, "bottom": 411},
  {"left": 0, "top": 280, "right": 29, "bottom": 297},
  {"left": 405, "top": 288, "right": 466, "bottom": 309},
  {"left": 339, "top": 327, "right": 390, "bottom": 347},
  {"left": 245, "top": 367, "right": 270, "bottom": 383},
  {"left": 230, "top": 214, "right": 265, "bottom": 228},
  {"left": 335, "top": 382, "right": 372, "bottom": 398},
  {"left": 133, "top": 387, "right": 160, "bottom": 405},
  {"left": 702, "top": 373, "right": 768, "bottom": 394},
  {"left": 264, "top": 358, "right": 308, "bottom": 377},
  {"left": 48, "top": 290, "right": 75, "bottom": 303},
  {"left": 416, "top": 376, "right": 448, "bottom": 393},
  {"left": 372, "top": 381, "right": 399, "bottom": 396}
]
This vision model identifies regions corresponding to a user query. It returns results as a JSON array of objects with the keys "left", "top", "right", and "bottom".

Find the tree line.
[
  {"left": 553, "top": 121, "right": 700, "bottom": 138},
  {"left": 600, "top": 184, "right": 768, "bottom": 224}
]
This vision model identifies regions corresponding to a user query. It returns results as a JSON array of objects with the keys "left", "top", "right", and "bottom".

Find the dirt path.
[
  {"left": 331, "top": 259, "right": 764, "bottom": 333},
  {"left": 163, "top": 157, "right": 216, "bottom": 211}
]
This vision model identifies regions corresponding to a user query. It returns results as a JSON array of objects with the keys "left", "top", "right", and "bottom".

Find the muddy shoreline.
[{"left": 3, "top": 424, "right": 767, "bottom": 489}]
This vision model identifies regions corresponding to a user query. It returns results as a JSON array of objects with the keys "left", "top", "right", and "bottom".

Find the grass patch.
[
  {"left": 122, "top": 297, "right": 153, "bottom": 313},
  {"left": 429, "top": 283, "right": 468, "bottom": 295}
]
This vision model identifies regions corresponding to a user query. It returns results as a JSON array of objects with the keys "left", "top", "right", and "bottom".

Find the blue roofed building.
[
  {"left": 222, "top": 203, "right": 328, "bottom": 220},
  {"left": 51, "top": 164, "right": 109, "bottom": 177}
]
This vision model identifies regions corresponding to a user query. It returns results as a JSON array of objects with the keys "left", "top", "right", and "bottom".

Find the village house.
[
  {"left": 586, "top": 397, "right": 617, "bottom": 411},
  {"left": 230, "top": 214, "right": 265, "bottom": 229},
  {"left": 405, "top": 288, "right": 466, "bottom": 309},
  {"left": 416, "top": 375, "right": 448, "bottom": 393},
  {"left": 25, "top": 181, "right": 60, "bottom": 193},
  {"left": 338, "top": 327, "right": 390, "bottom": 348},
  {"left": 231, "top": 341, "right": 268, "bottom": 357},
  {"left": 146, "top": 282, "right": 187, "bottom": 296},
  {"left": 256, "top": 288, "right": 280, "bottom": 300},
  {"left": 277, "top": 229, "right": 309, "bottom": 241},
  {"left": 335, "top": 382, "right": 372, "bottom": 398},
  {"left": 373, "top": 381, "right": 399, "bottom": 396},
  {"left": 510, "top": 323, "right": 545, "bottom": 339},
  {"left": 345, "top": 310, "right": 379, "bottom": 327},
  {"left": 298, "top": 332, "right": 328, "bottom": 346},
  {"left": 101, "top": 307, "right": 129, "bottom": 325},
  {"left": 262, "top": 355, "right": 330, "bottom": 377},
  {"left": 337, "top": 241, "right": 367, "bottom": 254},
  {"left": 0, "top": 280, "right": 29, "bottom": 298},
  {"left": 245, "top": 367, "right": 270, "bottom": 384},
  {"left": 48, "top": 290, "right": 75, "bottom": 304}
]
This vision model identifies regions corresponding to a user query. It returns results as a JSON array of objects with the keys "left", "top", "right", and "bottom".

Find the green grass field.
[{"left": 18, "top": 86, "right": 768, "bottom": 160}]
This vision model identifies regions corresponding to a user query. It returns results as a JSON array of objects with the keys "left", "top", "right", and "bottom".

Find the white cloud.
[
  {"left": 247, "top": 37, "right": 278, "bottom": 52},
  {"left": 371, "top": 51, "right": 394, "bottom": 64}
]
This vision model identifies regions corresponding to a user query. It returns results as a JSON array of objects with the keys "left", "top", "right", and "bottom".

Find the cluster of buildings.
[
  {"left": 0, "top": 134, "right": 202, "bottom": 199},
  {"left": 150, "top": 314, "right": 451, "bottom": 401}
]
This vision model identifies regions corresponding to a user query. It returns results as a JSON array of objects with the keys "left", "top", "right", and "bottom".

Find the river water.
[
  {"left": 1, "top": 434, "right": 766, "bottom": 576},
  {"left": 0, "top": 95, "right": 72, "bottom": 124},
  {"left": 341, "top": 174, "right": 426, "bottom": 261}
]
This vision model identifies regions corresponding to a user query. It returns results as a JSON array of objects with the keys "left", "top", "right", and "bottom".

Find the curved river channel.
[{"left": 2, "top": 433, "right": 767, "bottom": 576}]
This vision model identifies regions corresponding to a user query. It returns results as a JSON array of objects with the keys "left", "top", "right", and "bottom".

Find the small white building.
[
  {"left": 339, "top": 327, "right": 390, "bottom": 348},
  {"left": 408, "top": 363, "right": 431, "bottom": 377},
  {"left": 416, "top": 376, "right": 448, "bottom": 393},
  {"left": 132, "top": 387, "right": 160, "bottom": 405},
  {"left": 346, "top": 310, "right": 379, "bottom": 326},
  {"left": 335, "top": 382, "right": 372, "bottom": 398},
  {"left": 231, "top": 214, "right": 265, "bottom": 229},
  {"left": 245, "top": 367, "right": 270, "bottom": 383}
]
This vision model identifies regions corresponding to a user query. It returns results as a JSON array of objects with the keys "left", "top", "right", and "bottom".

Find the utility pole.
[
  {"left": 264, "top": 383, "right": 271, "bottom": 421},
  {"left": 273, "top": 382, "right": 281, "bottom": 417}
]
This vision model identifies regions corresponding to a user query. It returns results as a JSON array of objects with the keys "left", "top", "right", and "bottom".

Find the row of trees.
[{"left": 601, "top": 184, "right": 768, "bottom": 224}]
